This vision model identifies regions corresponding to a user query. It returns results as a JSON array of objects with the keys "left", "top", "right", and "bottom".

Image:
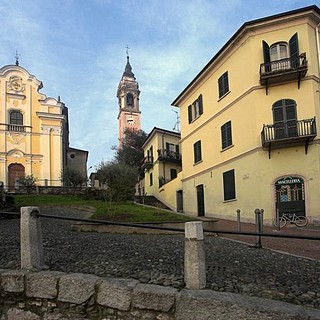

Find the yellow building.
[
  {"left": 141, "top": 127, "right": 182, "bottom": 211},
  {"left": 169, "top": 5, "right": 320, "bottom": 224},
  {"left": 0, "top": 61, "right": 87, "bottom": 191}
]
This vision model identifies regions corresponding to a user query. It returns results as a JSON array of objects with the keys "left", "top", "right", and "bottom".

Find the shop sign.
[{"left": 275, "top": 176, "right": 303, "bottom": 185}]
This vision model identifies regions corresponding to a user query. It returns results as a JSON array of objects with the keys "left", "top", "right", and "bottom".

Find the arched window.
[
  {"left": 9, "top": 111, "right": 23, "bottom": 125},
  {"left": 272, "top": 99, "right": 297, "bottom": 139},
  {"left": 126, "top": 93, "right": 134, "bottom": 107},
  {"left": 270, "top": 42, "right": 289, "bottom": 62}
]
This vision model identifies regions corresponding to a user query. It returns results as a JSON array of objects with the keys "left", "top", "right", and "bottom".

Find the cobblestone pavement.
[{"left": 1, "top": 207, "right": 320, "bottom": 309}]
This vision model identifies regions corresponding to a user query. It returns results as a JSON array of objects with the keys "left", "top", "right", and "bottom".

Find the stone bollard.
[
  {"left": 20, "top": 206, "right": 45, "bottom": 270},
  {"left": 184, "top": 221, "right": 206, "bottom": 290}
]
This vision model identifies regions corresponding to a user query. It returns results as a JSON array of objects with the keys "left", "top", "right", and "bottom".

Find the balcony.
[
  {"left": 261, "top": 118, "right": 316, "bottom": 158},
  {"left": 0, "top": 123, "right": 31, "bottom": 133},
  {"left": 141, "top": 156, "right": 154, "bottom": 171},
  {"left": 157, "top": 149, "right": 182, "bottom": 164},
  {"left": 260, "top": 54, "right": 308, "bottom": 94}
]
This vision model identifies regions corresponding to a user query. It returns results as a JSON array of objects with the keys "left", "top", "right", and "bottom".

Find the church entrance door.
[{"left": 8, "top": 163, "right": 25, "bottom": 192}]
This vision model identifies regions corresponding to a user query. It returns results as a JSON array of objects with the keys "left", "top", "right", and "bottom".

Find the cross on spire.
[
  {"left": 126, "top": 45, "right": 130, "bottom": 62},
  {"left": 15, "top": 50, "right": 20, "bottom": 66}
]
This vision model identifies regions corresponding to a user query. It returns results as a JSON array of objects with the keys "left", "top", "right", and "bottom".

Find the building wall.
[
  {"left": 143, "top": 128, "right": 182, "bottom": 210},
  {"left": 175, "top": 7, "right": 320, "bottom": 223},
  {"left": 0, "top": 65, "right": 66, "bottom": 189}
]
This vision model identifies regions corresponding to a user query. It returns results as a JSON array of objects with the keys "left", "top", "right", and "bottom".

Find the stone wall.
[{"left": 1, "top": 269, "right": 320, "bottom": 320}]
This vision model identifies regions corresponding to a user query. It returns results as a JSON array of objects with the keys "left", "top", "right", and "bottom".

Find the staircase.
[{"left": 135, "top": 195, "right": 172, "bottom": 211}]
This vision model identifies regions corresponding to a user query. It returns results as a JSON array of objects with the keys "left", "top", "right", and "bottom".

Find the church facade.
[{"left": 0, "top": 61, "right": 87, "bottom": 191}]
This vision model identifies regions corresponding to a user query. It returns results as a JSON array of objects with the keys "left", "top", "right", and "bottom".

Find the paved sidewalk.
[{"left": 213, "top": 218, "right": 320, "bottom": 260}]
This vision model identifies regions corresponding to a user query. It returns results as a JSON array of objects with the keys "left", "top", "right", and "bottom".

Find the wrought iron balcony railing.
[
  {"left": 261, "top": 118, "right": 316, "bottom": 158},
  {"left": 260, "top": 54, "right": 308, "bottom": 92},
  {"left": 157, "top": 149, "right": 181, "bottom": 163},
  {"left": 141, "top": 156, "right": 154, "bottom": 171}
]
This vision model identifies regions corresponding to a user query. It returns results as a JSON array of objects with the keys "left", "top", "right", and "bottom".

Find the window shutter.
[
  {"left": 221, "top": 124, "right": 227, "bottom": 149},
  {"left": 194, "top": 141, "right": 202, "bottom": 163},
  {"left": 289, "top": 33, "right": 299, "bottom": 67},
  {"left": 166, "top": 142, "right": 170, "bottom": 152},
  {"left": 188, "top": 105, "right": 192, "bottom": 124},
  {"left": 284, "top": 100, "right": 297, "bottom": 121},
  {"left": 223, "top": 169, "right": 235, "bottom": 201},
  {"left": 198, "top": 94, "right": 203, "bottom": 115},
  {"left": 218, "top": 72, "right": 229, "bottom": 98},
  {"left": 262, "top": 40, "right": 270, "bottom": 63},
  {"left": 221, "top": 121, "right": 232, "bottom": 149},
  {"left": 175, "top": 144, "right": 179, "bottom": 154}
]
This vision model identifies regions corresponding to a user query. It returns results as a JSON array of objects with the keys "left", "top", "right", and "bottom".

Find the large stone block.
[
  {"left": 132, "top": 283, "right": 177, "bottom": 312},
  {"left": 26, "top": 271, "right": 65, "bottom": 299},
  {"left": 175, "top": 289, "right": 320, "bottom": 320},
  {"left": 6, "top": 308, "right": 40, "bottom": 320},
  {"left": 58, "top": 273, "right": 100, "bottom": 304},
  {"left": 184, "top": 240, "right": 206, "bottom": 289},
  {"left": 20, "top": 206, "right": 45, "bottom": 270},
  {"left": 97, "top": 278, "right": 139, "bottom": 311},
  {"left": 1, "top": 270, "right": 27, "bottom": 293}
]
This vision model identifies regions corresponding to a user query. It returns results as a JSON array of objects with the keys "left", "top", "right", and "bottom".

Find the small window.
[
  {"left": 188, "top": 94, "right": 203, "bottom": 123},
  {"left": 223, "top": 169, "right": 236, "bottom": 201},
  {"left": 193, "top": 140, "right": 202, "bottom": 164},
  {"left": 170, "top": 168, "right": 177, "bottom": 180},
  {"left": 221, "top": 121, "right": 232, "bottom": 149},
  {"left": 218, "top": 72, "right": 229, "bottom": 98},
  {"left": 9, "top": 111, "right": 23, "bottom": 125},
  {"left": 149, "top": 173, "right": 153, "bottom": 186}
]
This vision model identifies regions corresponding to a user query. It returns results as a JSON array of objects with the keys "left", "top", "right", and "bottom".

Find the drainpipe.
[
  {"left": 316, "top": 23, "right": 320, "bottom": 74},
  {"left": 162, "top": 132, "right": 166, "bottom": 183}
]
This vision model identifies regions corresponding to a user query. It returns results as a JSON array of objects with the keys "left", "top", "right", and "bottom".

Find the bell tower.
[{"left": 117, "top": 49, "right": 141, "bottom": 146}]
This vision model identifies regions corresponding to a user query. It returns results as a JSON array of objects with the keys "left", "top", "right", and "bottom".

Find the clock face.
[{"left": 127, "top": 116, "right": 136, "bottom": 126}]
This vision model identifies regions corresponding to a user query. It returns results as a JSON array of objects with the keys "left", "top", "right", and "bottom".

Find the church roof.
[{"left": 123, "top": 55, "right": 135, "bottom": 78}]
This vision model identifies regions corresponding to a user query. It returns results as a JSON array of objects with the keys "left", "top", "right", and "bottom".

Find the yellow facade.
[
  {"left": 169, "top": 6, "right": 320, "bottom": 224},
  {"left": 141, "top": 128, "right": 182, "bottom": 211},
  {"left": 0, "top": 64, "right": 67, "bottom": 190}
]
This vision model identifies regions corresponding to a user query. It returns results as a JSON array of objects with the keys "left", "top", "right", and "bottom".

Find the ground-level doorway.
[
  {"left": 8, "top": 163, "right": 25, "bottom": 192},
  {"left": 176, "top": 190, "right": 183, "bottom": 213},
  {"left": 196, "top": 184, "right": 205, "bottom": 217},
  {"left": 275, "top": 176, "right": 305, "bottom": 217}
]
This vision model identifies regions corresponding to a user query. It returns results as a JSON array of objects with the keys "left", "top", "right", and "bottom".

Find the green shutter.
[
  {"left": 223, "top": 169, "right": 235, "bottom": 201},
  {"left": 188, "top": 105, "right": 192, "bottom": 123},
  {"left": 198, "top": 94, "right": 203, "bottom": 115},
  {"left": 289, "top": 33, "right": 299, "bottom": 67},
  {"left": 262, "top": 40, "right": 270, "bottom": 63}
]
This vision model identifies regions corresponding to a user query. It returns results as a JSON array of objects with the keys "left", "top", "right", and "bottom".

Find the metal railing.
[
  {"left": 2, "top": 207, "right": 320, "bottom": 291},
  {"left": 2, "top": 210, "right": 320, "bottom": 241},
  {"left": 157, "top": 149, "right": 181, "bottom": 162},
  {"left": 261, "top": 118, "right": 316, "bottom": 144},
  {"left": 260, "top": 54, "right": 307, "bottom": 75}
]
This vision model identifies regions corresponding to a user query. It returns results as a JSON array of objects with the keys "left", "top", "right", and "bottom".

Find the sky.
[{"left": 0, "top": 0, "right": 317, "bottom": 173}]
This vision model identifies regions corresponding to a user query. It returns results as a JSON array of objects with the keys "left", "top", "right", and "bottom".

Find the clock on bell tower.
[{"left": 117, "top": 50, "right": 141, "bottom": 147}]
